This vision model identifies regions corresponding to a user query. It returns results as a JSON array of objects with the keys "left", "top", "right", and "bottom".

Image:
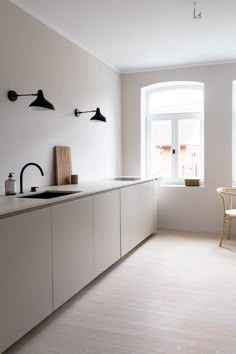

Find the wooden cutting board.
[{"left": 54, "top": 146, "right": 72, "bottom": 185}]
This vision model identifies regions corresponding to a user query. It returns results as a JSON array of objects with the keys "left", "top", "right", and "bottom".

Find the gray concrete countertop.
[{"left": 0, "top": 177, "right": 157, "bottom": 219}]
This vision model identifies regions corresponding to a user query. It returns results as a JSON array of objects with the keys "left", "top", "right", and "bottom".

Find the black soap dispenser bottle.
[{"left": 5, "top": 172, "right": 17, "bottom": 195}]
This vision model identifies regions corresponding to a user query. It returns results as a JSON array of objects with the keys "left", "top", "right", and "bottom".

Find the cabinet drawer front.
[
  {"left": 121, "top": 184, "right": 141, "bottom": 256},
  {"left": 52, "top": 197, "right": 93, "bottom": 309},
  {"left": 93, "top": 190, "right": 120, "bottom": 277},
  {"left": 0, "top": 208, "right": 52, "bottom": 353},
  {"left": 140, "top": 181, "right": 154, "bottom": 239},
  {"left": 121, "top": 182, "right": 154, "bottom": 256}
]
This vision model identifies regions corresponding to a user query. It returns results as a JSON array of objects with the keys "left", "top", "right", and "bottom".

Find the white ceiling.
[{"left": 10, "top": 0, "right": 236, "bottom": 73}]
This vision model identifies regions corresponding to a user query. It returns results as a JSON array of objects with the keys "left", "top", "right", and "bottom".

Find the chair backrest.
[{"left": 216, "top": 187, "right": 236, "bottom": 213}]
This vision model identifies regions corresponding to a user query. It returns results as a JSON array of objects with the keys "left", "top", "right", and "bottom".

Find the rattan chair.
[{"left": 216, "top": 187, "right": 236, "bottom": 246}]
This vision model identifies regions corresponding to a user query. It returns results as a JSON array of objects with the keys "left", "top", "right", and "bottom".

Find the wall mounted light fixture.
[
  {"left": 7, "top": 89, "right": 55, "bottom": 110},
  {"left": 193, "top": 1, "right": 202, "bottom": 19},
  {"left": 74, "top": 107, "right": 107, "bottom": 122}
]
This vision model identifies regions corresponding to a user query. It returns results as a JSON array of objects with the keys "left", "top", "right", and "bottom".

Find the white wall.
[
  {"left": 122, "top": 63, "right": 236, "bottom": 233},
  {"left": 0, "top": 1, "right": 122, "bottom": 193}
]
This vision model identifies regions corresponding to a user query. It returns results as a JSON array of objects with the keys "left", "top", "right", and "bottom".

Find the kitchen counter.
[{"left": 0, "top": 177, "right": 157, "bottom": 218}]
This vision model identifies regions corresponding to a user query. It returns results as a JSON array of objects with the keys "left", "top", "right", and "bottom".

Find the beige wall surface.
[
  {"left": 0, "top": 0, "right": 122, "bottom": 193},
  {"left": 122, "top": 63, "right": 236, "bottom": 233}
]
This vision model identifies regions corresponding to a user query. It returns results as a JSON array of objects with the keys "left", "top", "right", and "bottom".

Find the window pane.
[
  {"left": 149, "top": 87, "right": 204, "bottom": 114},
  {"left": 151, "top": 120, "right": 172, "bottom": 177},
  {"left": 178, "top": 119, "right": 201, "bottom": 178}
]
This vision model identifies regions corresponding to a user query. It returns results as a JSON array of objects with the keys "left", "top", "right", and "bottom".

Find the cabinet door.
[
  {"left": 52, "top": 197, "right": 93, "bottom": 310},
  {"left": 0, "top": 208, "right": 52, "bottom": 353},
  {"left": 93, "top": 190, "right": 120, "bottom": 278},
  {"left": 121, "top": 184, "right": 141, "bottom": 256},
  {"left": 153, "top": 179, "right": 159, "bottom": 231},
  {"left": 140, "top": 181, "right": 154, "bottom": 240},
  {"left": 121, "top": 182, "right": 155, "bottom": 257}
]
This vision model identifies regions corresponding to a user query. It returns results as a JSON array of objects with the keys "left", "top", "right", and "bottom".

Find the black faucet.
[{"left": 20, "top": 162, "right": 44, "bottom": 194}]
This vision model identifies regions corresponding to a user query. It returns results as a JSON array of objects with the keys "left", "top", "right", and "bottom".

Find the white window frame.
[
  {"left": 233, "top": 112, "right": 236, "bottom": 185},
  {"left": 144, "top": 82, "right": 204, "bottom": 185},
  {"left": 232, "top": 81, "right": 236, "bottom": 186}
]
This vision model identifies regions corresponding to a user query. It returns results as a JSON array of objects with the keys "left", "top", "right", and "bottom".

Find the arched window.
[{"left": 142, "top": 81, "right": 204, "bottom": 184}]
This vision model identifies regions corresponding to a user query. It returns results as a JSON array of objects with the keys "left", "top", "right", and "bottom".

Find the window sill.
[{"left": 159, "top": 184, "right": 204, "bottom": 188}]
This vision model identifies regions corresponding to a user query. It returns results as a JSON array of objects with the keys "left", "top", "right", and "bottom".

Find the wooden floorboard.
[{"left": 4, "top": 230, "right": 236, "bottom": 354}]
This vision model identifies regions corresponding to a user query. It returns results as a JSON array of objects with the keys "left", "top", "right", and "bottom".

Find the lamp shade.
[
  {"left": 90, "top": 108, "right": 107, "bottom": 122},
  {"left": 29, "top": 90, "right": 55, "bottom": 111}
]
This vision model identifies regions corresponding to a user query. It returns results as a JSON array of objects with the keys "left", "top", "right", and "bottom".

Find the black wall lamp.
[
  {"left": 74, "top": 107, "right": 107, "bottom": 122},
  {"left": 7, "top": 89, "right": 55, "bottom": 110}
]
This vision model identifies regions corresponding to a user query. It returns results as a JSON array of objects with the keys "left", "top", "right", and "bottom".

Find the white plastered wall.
[{"left": 0, "top": 1, "right": 122, "bottom": 193}]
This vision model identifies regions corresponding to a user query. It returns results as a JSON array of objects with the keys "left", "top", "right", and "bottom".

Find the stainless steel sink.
[
  {"left": 18, "top": 191, "right": 81, "bottom": 199},
  {"left": 113, "top": 177, "right": 141, "bottom": 181}
]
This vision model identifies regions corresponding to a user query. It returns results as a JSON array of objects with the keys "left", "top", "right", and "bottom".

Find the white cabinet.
[
  {"left": 52, "top": 197, "right": 93, "bottom": 310},
  {"left": 0, "top": 180, "right": 156, "bottom": 353},
  {"left": 93, "top": 190, "right": 120, "bottom": 278},
  {"left": 121, "top": 181, "right": 154, "bottom": 256},
  {"left": 0, "top": 208, "right": 53, "bottom": 353}
]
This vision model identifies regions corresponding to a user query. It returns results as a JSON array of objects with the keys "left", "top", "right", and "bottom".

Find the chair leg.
[
  {"left": 228, "top": 219, "right": 231, "bottom": 240},
  {"left": 219, "top": 217, "right": 225, "bottom": 247}
]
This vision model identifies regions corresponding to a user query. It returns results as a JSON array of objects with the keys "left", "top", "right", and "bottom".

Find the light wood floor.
[{"left": 4, "top": 230, "right": 236, "bottom": 354}]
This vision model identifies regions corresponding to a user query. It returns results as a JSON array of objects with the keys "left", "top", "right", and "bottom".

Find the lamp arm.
[
  {"left": 8, "top": 90, "right": 37, "bottom": 102},
  {"left": 16, "top": 93, "right": 37, "bottom": 97},
  {"left": 74, "top": 108, "right": 96, "bottom": 117},
  {"left": 79, "top": 109, "right": 96, "bottom": 114}
]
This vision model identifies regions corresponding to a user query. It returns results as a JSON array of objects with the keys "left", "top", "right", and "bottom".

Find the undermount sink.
[
  {"left": 18, "top": 191, "right": 81, "bottom": 199},
  {"left": 113, "top": 177, "right": 141, "bottom": 181}
]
